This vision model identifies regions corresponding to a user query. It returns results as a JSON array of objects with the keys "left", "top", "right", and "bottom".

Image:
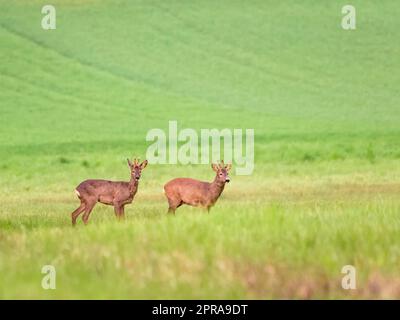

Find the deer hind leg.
[
  {"left": 82, "top": 199, "right": 96, "bottom": 225},
  {"left": 71, "top": 202, "right": 85, "bottom": 226},
  {"left": 167, "top": 197, "right": 182, "bottom": 215}
]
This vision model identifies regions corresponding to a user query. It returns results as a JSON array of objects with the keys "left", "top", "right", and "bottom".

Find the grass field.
[{"left": 1, "top": 0, "right": 400, "bottom": 299}]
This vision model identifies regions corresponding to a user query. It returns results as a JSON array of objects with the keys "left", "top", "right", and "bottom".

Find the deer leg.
[
  {"left": 113, "top": 203, "right": 125, "bottom": 220},
  {"left": 71, "top": 202, "right": 85, "bottom": 226},
  {"left": 167, "top": 198, "right": 182, "bottom": 215},
  {"left": 82, "top": 200, "right": 96, "bottom": 225},
  {"left": 113, "top": 205, "right": 120, "bottom": 218},
  {"left": 119, "top": 205, "right": 125, "bottom": 220}
]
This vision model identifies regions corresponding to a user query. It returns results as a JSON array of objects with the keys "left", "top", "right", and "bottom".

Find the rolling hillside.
[{"left": 0, "top": 0, "right": 399, "bottom": 299}]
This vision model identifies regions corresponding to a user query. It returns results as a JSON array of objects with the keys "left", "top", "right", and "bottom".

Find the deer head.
[
  {"left": 127, "top": 158, "right": 148, "bottom": 181},
  {"left": 212, "top": 160, "right": 232, "bottom": 184}
]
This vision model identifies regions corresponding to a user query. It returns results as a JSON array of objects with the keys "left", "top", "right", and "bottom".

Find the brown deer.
[
  {"left": 163, "top": 161, "right": 231, "bottom": 214},
  {"left": 71, "top": 158, "right": 148, "bottom": 225}
]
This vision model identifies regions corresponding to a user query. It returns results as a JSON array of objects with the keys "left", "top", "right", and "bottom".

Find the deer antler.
[{"left": 218, "top": 160, "right": 232, "bottom": 170}]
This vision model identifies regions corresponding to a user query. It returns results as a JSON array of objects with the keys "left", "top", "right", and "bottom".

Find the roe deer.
[
  {"left": 71, "top": 158, "right": 148, "bottom": 225},
  {"left": 163, "top": 161, "right": 231, "bottom": 214}
]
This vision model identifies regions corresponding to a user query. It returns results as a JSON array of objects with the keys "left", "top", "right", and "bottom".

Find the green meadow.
[{"left": 0, "top": 0, "right": 399, "bottom": 299}]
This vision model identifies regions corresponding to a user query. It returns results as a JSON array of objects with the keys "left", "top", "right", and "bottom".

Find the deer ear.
[
  {"left": 211, "top": 163, "right": 219, "bottom": 172},
  {"left": 127, "top": 159, "right": 133, "bottom": 168},
  {"left": 225, "top": 163, "right": 232, "bottom": 171},
  {"left": 140, "top": 160, "right": 148, "bottom": 169}
]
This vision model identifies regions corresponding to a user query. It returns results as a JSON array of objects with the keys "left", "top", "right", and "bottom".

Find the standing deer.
[
  {"left": 163, "top": 161, "right": 231, "bottom": 214},
  {"left": 71, "top": 158, "right": 148, "bottom": 225}
]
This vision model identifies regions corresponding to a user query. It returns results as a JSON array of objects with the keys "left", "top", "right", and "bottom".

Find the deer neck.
[
  {"left": 128, "top": 177, "right": 139, "bottom": 194},
  {"left": 209, "top": 176, "right": 225, "bottom": 201}
]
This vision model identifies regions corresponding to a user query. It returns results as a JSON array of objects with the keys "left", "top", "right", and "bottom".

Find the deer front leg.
[
  {"left": 119, "top": 205, "right": 125, "bottom": 220},
  {"left": 113, "top": 203, "right": 125, "bottom": 220}
]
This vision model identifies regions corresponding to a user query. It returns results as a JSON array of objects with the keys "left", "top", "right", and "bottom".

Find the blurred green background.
[{"left": 0, "top": 0, "right": 399, "bottom": 299}]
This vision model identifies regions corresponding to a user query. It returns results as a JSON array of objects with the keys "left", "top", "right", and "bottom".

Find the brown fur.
[
  {"left": 164, "top": 161, "right": 231, "bottom": 214},
  {"left": 71, "top": 159, "right": 148, "bottom": 225}
]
